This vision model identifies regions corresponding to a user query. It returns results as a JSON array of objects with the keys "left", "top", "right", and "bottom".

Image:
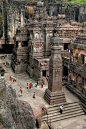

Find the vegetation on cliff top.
[{"left": 56, "top": 0, "right": 86, "bottom": 3}]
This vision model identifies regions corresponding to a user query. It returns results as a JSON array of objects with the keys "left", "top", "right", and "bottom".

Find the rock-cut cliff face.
[{"left": 0, "top": 77, "right": 35, "bottom": 129}]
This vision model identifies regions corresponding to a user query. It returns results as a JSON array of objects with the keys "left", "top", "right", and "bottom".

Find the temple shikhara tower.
[{"left": 44, "top": 36, "right": 66, "bottom": 105}]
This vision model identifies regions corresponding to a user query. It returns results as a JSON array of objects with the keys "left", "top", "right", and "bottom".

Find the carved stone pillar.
[{"left": 44, "top": 36, "right": 66, "bottom": 105}]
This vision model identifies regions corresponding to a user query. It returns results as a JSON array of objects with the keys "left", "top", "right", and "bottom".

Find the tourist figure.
[
  {"left": 9, "top": 76, "right": 11, "bottom": 80},
  {"left": 12, "top": 79, "right": 15, "bottom": 83},
  {"left": 65, "top": 76, "right": 68, "bottom": 81},
  {"left": 62, "top": 76, "right": 65, "bottom": 81},
  {"left": 5, "top": 62, "right": 6, "bottom": 66},
  {"left": 41, "top": 80, "right": 44, "bottom": 88},
  {"left": 68, "top": 49, "right": 70, "bottom": 54},
  {"left": 14, "top": 77, "right": 16, "bottom": 82},
  {"left": 19, "top": 91, "right": 21, "bottom": 97},
  {"left": 33, "top": 92, "right": 35, "bottom": 98},
  {"left": 20, "top": 87, "right": 23, "bottom": 96},
  {"left": 27, "top": 83, "right": 28, "bottom": 89},
  {"left": 35, "top": 82, "right": 37, "bottom": 87},
  {"left": 29, "top": 83, "right": 31, "bottom": 89},
  {"left": 31, "top": 82, "right": 33, "bottom": 88},
  {"left": 59, "top": 105, "right": 63, "bottom": 114},
  {"left": 37, "top": 80, "right": 38, "bottom": 85}
]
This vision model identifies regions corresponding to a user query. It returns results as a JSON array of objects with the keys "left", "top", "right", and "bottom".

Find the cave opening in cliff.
[{"left": 2, "top": 44, "right": 14, "bottom": 53}]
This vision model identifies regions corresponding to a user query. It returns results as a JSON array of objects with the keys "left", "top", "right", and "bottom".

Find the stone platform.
[{"left": 44, "top": 89, "right": 66, "bottom": 105}]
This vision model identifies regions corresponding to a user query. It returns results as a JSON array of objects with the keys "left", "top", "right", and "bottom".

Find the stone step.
[
  {"left": 45, "top": 100, "right": 66, "bottom": 105},
  {"left": 48, "top": 101, "right": 79, "bottom": 108},
  {"left": 42, "top": 112, "right": 84, "bottom": 123},
  {"left": 48, "top": 102, "right": 80, "bottom": 112},
  {"left": 45, "top": 94, "right": 66, "bottom": 99},
  {"left": 44, "top": 94, "right": 66, "bottom": 101},
  {"left": 42, "top": 106, "right": 82, "bottom": 119},
  {"left": 43, "top": 103, "right": 81, "bottom": 115},
  {"left": 44, "top": 90, "right": 66, "bottom": 105},
  {"left": 44, "top": 96, "right": 66, "bottom": 105},
  {"left": 45, "top": 90, "right": 65, "bottom": 97},
  {"left": 42, "top": 102, "right": 84, "bottom": 123},
  {"left": 47, "top": 105, "right": 81, "bottom": 115},
  {"left": 43, "top": 111, "right": 84, "bottom": 122}
]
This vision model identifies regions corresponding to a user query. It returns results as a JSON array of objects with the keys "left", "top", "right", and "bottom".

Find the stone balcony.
[
  {"left": 69, "top": 63, "right": 86, "bottom": 78},
  {"left": 62, "top": 50, "right": 70, "bottom": 68}
]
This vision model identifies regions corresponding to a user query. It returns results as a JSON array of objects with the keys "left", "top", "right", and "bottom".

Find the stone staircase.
[{"left": 42, "top": 102, "right": 85, "bottom": 123}]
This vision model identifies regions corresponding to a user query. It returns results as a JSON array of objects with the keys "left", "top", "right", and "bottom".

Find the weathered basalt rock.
[{"left": 0, "top": 77, "right": 35, "bottom": 129}]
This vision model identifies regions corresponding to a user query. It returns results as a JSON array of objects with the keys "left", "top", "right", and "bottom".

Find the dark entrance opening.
[
  {"left": 63, "top": 66, "right": 68, "bottom": 77},
  {"left": 36, "top": 120, "right": 39, "bottom": 128},
  {"left": 75, "top": 8, "right": 79, "bottom": 22},
  {"left": 42, "top": 70, "right": 46, "bottom": 77},
  {"left": 22, "top": 41, "right": 28, "bottom": 47},
  {"left": 81, "top": 54, "right": 85, "bottom": 64},
  {"left": 16, "top": 41, "right": 18, "bottom": 48},
  {"left": 64, "top": 43, "right": 68, "bottom": 50},
  {"left": 2, "top": 44, "right": 14, "bottom": 53}
]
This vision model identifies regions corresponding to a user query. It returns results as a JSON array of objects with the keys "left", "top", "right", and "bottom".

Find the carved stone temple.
[{"left": 44, "top": 36, "right": 66, "bottom": 105}]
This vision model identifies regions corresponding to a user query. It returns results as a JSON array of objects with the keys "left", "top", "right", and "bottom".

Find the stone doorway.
[
  {"left": 42, "top": 70, "right": 46, "bottom": 77},
  {"left": 63, "top": 66, "right": 68, "bottom": 77},
  {"left": 64, "top": 43, "right": 69, "bottom": 50},
  {"left": 81, "top": 54, "right": 85, "bottom": 64}
]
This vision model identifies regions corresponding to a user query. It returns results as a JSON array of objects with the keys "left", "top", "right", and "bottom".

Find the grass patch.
[
  {"left": 64, "top": 0, "right": 86, "bottom": 3},
  {"left": 56, "top": 0, "right": 86, "bottom": 4}
]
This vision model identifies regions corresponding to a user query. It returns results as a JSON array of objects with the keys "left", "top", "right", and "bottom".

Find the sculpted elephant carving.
[{"left": 32, "top": 104, "right": 48, "bottom": 129}]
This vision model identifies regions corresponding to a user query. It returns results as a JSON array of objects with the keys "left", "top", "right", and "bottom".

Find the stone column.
[
  {"left": 48, "top": 46, "right": 62, "bottom": 92},
  {"left": 1, "top": 1, "right": 5, "bottom": 44},
  {"left": 21, "top": 7, "right": 25, "bottom": 27},
  {"left": 41, "top": 70, "right": 42, "bottom": 78},
  {"left": 44, "top": 36, "right": 66, "bottom": 105}
]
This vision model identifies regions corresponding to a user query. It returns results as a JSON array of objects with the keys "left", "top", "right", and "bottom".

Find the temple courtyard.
[{"left": 1, "top": 54, "right": 86, "bottom": 129}]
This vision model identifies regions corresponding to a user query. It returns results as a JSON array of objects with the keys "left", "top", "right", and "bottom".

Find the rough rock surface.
[{"left": 0, "top": 77, "right": 35, "bottom": 129}]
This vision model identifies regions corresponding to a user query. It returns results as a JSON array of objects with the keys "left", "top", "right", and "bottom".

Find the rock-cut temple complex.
[{"left": 0, "top": 0, "right": 86, "bottom": 128}]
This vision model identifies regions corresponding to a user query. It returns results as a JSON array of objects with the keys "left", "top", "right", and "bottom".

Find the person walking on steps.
[{"left": 59, "top": 105, "right": 63, "bottom": 114}]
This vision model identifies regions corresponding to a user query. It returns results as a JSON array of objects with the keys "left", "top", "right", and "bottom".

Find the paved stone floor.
[{"left": 1, "top": 54, "right": 86, "bottom": 129}]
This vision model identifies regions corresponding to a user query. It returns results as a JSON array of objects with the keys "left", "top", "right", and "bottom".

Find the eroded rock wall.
[{"left": 0, "top": 77, "right": 35, "bottom": 129}]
